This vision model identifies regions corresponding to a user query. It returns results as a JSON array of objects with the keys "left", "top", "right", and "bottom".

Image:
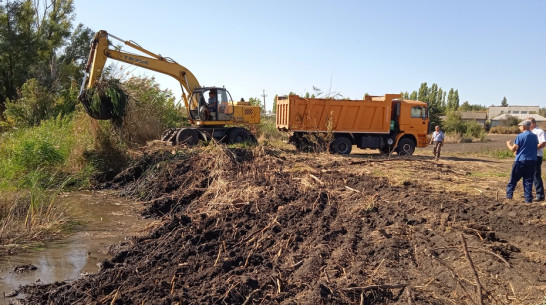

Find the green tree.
[
  {"left": 248, "top": 97, "right": 264, "bottom": 113},
  {"left": 4, "top": 78, "right": 56, "bottom": 127},
  {"left": 446, "top": 88, "right": 460, "bottom": 111},
  {"left": 443, "top": 111, "right": 466, "bottom": 137},
  {"left": 55, "top": 24, "right": 94, "bottom": 91},
  {"left": 459, "top": 101, "right": 487, "bottom": 111},
  {"left": 501, "top": 97, "right": 508, "bottom": 106},
  {"left": 418, "top": 82, "right": 429, "bottom": 102},
  {"left": 0, "top": 0, "right": 36, "bottom": 112},
  {"left": 0, "top": 0, "right": 77, "bottom": 115},
  {"left": 417, "top": 82, "right": 445, "bottom": 130}
]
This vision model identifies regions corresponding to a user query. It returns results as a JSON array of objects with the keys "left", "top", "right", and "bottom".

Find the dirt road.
[{"left": 19, "top": 145, "right": 546, "bottom": 304}]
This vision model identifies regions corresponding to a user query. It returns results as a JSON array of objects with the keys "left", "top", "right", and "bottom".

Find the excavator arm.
[{"left": 80, "top": 30, "right": 200, "bottom": 116}]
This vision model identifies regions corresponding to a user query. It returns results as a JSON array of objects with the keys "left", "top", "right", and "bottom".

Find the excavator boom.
[{"left": 80, "top": 30, "right": 200, "bottom": 115}]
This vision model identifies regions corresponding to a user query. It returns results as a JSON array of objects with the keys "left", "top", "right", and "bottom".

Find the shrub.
[
  {"left": 120, "top": 77, "right": 187, "bottom": 146},
  {"left": 4, "top": 79, "right": 57, "bottom": 127},
  {"left": 464, "top": 120, "right": 485, "bottom": 140},
  {"left": 252, "top": 116, "right": 287, "bottom": 144},
  {"left": 0, "top": 116, "right": 91, "bottom": 189},
  {"left": 490, "top": 126, "right": 520, "bottom": 134},
  {"left": 443, "top": 111, "right": 486, "bottom": 142},
  {"left": 443, "top": 111, "right": 466, "bottom": 136}
]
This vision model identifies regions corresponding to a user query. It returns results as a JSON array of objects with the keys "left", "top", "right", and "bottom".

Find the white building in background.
[
  {"left": 488, "top": 106, "right": 540, "bottom": 119},
  {"left": 490, "top": 113, "right": 546, "bottom": 127}
]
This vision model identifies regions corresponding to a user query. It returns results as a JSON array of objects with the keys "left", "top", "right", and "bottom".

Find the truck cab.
[{"left": 394, "top": 100, "right": 429, "bottom": 151}]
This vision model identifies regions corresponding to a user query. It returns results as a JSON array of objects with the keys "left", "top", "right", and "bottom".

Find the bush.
[
  {"left": 0, "top": 115, "right": 92, "bottom": 189},
  {"left": 251, "top": 116, "right": 287, "bottom": 143},
  {"left": 505, "top": 115, "right": 520, "bottom": 126},
  {"left": 118, "top": 77, "right": 187, "bottom": 146},
  {"left": 464, "top": 120, "right": 485, "bottom": 140},
  {"left": 490, "top": 126, "right": 520, "bottom": 134},
  {"left": 4, "top": 79, "right": 57, "bottom": 128},
  {"left": 443, "top": 111, "right": 466, "bottom": 136},
  {"left": 443, "top": 111, "right": 486, "bottom": 141}
]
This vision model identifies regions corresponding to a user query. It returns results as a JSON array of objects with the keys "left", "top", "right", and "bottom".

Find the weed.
[
  {"left": 0, "top": 116, "right": 91, "bottom": 190},
  {"left": 0, "top": 176, "right": 71, "bottom": 254},
  {"left": 364, "top": 194, "right": 379, "bottom": 213},
  {"left": 478, "top": 148, "right": 514, "bottom": 159}
]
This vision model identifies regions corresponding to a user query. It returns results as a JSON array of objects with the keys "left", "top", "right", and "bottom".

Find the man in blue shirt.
[{"left": 506, "top": 120, "right": 538, "bottom": 203}]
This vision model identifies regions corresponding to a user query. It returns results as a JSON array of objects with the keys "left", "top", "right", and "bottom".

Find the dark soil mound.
[{"left": 20, "top": 146, "right": 546, "bottom": 304}]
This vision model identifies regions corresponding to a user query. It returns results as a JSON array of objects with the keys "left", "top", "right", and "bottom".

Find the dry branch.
[
  {"left": 345, "top": 185, "right": 361, "bottom": 193},
  {"left": 460, "top": 233, "right": 484, "bottom": 305},
  {"left": 241, "top": 289, "right": 260, "bottom": 305},
  {"left": 309, "top": 174, "right": 324, "bottom": 185}
]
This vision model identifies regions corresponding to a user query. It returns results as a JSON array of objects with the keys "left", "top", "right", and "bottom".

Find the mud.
[
  {"left": 0, "top": 191, "right": 150, "bottom": 304},
  {"left": 18, "top": 145, "right": 546, "bottom": 304}
]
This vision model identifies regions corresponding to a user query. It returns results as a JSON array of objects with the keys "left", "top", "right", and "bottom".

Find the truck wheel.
[
  {"left": 176, "top": 129, "right": 199, "bottom": 146},
  {"left": 330, "top": 136, "right": 352, "bottom": 155},
  {"left": 228, "top": 128, "right": 254, "bottom": 144},
  {"left": 380, "top": 145, "right": 393, "bottom": 155},
  {"left": 291, "top": 133, "right": 306, "bottom": 151},
  {"left": 396, "top": 138, "right": 415, "bottom": 156}
]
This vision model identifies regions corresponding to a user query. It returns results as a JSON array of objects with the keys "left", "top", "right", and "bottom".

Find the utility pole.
[{"left": 262, "top": 89, "right": 267, "bottom": 113}]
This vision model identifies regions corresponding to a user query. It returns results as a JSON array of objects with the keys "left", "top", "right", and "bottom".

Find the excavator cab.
[{"left": 189, "top": 87, "right": 234, "bottom": 122}]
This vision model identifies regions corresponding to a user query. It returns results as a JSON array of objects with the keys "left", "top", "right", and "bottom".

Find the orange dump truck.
[{"left": 276, "top": 94, "right": 429, "bottom": 155}]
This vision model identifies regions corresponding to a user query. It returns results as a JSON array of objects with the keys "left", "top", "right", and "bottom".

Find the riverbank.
[{"left": 0, "top": 190, "right": 151, "bottom": 302}]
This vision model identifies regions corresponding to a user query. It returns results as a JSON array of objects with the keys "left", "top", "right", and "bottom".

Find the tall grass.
[
  {"left": 0, "top": 75, "right": 189, "bottom": 252},
  {"left": 252, "top": 116, "right": 289, "bottom": 147},
  {"left": 0, "top": 114, "right": 94, "bottom": 252},
  {"left": 0, "top": 114, "right": 95, "bottom": 190}
]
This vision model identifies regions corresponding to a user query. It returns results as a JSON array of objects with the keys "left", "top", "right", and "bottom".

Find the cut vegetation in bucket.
[{"left": 79, "top": 78, "right": 128, "bottom": 123}]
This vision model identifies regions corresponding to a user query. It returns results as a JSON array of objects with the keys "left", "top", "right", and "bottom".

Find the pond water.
[{"left": 0, "top": 190, "right": 150, "bottom": 303}]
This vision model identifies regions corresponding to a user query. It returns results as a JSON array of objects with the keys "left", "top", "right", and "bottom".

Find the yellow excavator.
[{"left": 79, "top": 30, "right": 260, "bottom": 145}]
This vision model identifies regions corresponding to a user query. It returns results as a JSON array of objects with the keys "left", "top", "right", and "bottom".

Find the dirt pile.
[{"left": 20, "top": 145, "right": 546, "bottom": 304}]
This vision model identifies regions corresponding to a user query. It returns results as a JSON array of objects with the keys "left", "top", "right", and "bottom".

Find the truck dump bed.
[{"left": 276, "top": 94, "right": 401, "bottom": 133}]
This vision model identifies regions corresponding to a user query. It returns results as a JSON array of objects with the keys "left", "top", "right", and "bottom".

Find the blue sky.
[{"left": 74, "top": 0, "right": 546, "bottom": 111}]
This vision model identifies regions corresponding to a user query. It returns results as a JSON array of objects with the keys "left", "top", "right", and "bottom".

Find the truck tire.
[
  {"left": 291, "top": 133, "right": 307, "bottom": 151},
  {"left": 380, "top": 145, "right": 393, "bottom": 155},
  {"left": 228, "top": 128, "right": 254, "bottom": 144},
  {"left": 330, "top": 136, "right": 352, "bottom": 155},
  {"left": 396, "top": 138, "right": 415, "bottom": 156},
  {"left": 176, "top": 129, "right": 199, "bottom": 146}
]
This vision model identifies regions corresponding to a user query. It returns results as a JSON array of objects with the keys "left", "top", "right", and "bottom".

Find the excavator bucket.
[
  {"left": 78, "top": 30, "right": 126, "bottom": 121},
  {"left": 78, "top": 78, "right": 128, "bottom": 121}
]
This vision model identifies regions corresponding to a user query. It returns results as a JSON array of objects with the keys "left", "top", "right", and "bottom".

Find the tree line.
[{"left": 0, "top": 0, "right": 94, "bottom": 128}]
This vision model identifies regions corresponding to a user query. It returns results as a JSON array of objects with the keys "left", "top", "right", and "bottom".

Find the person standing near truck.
[
  {"left": 528, "top": 117, "right": 546, "bottom": 201},
  {"left": 506, "top": 120, "right": 538, "bottom": 203},
  {"left": 430, "top": 125, "right": 444, "bottom": 161}
]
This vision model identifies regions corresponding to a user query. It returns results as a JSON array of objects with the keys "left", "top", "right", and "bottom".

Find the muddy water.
[{"left": 0, "top": 190, "right": 150, "bottom": 302}]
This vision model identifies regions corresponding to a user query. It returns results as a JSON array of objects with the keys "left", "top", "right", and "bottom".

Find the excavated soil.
[{"left": 19, "top": 144, "right": 546, "bottom": 304}]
